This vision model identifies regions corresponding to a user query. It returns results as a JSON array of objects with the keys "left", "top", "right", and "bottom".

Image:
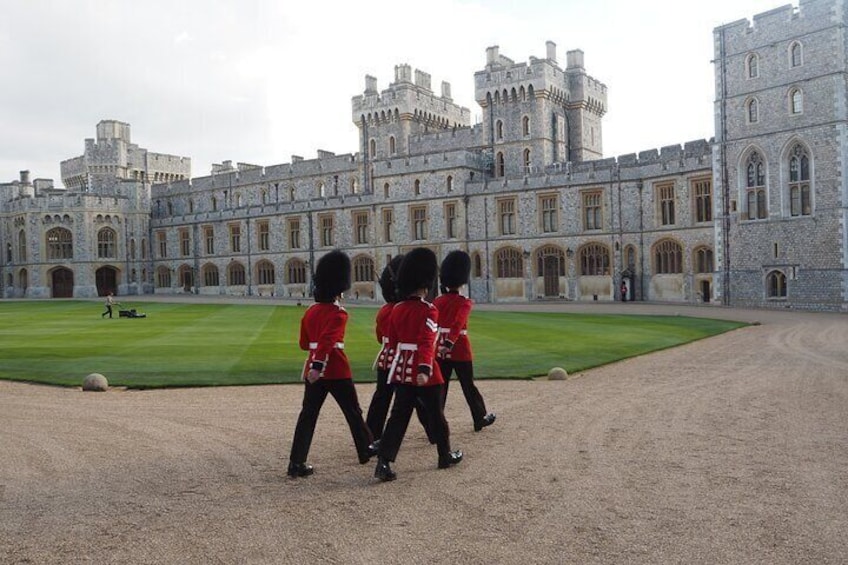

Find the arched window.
[
  {"left": 353, "top": 255, "right": 375, "bottom": 282},
  {"left": 141, "top": 238, "right": 147, "bottom": 260},
  {"left": 653, "top": 239, "right": 683, "bottom": 274},
  {"left": 747, "top": 98, "right": 759, "bottom": 123},
  {"left": 788, "top": 144, "right": 811, "bottom": 216},
  {"left": 496, "top": 120, "right": 504, "bottom": 141},
  {"left": 19, "top": 268, "right": 28, "bottom": 291},
  {"left": 790, "top": 88, "right": 803, "bottom": 114},
  {"left": 625, "top": 245, "right": 637, "bottom": 270},
  {"left": 350, "top": 178, "right": 358, "bottom": 194},
  {"left": 254, "top": 260, "right": 274, "bottom": 285},
  {"left": 369, "top": 139, "right": 376, "bottom": 157},
  {"left": 46, "top": 227, "right": 73, "bottom": 260},
  {"left": 446, "top": 175, "right": 453, "bottom": 192},
  {"left": 790, "top": 42, "right": 802, "bottom": 67},
  {"left": 318, "top": 182, "right": 326, "bottom": 198},
  {"left": 473, "top": 252, "right": 482, "bottom": 278},
  {"left": 156, "top": 266, "right": 171, "bottom": 288},
  {"left": 227, "top": 262, "right": 246, "bottom": 286},
  {"left": 694, "top": 247, "right": 714, "bottom": 274},
  {"left": 494, "top": 247, "right": 523, "bottom": 278},
  {"left": 389, "top": 136, "right": 396, "bottom": 155},
  {"left": 97, "top": 227, "right": 117, "bottom": 259},
  {"left": 766, "top": 270, "right": 787, "bottom": 298},
  {"left": 522, "top": 116, "right": 530, "bottom": 136},
  {"left": 212, "top": 196, "right": 218, "bottom": 211},
  {"left": 17, "top": 230, "right": 26, "bottom": 262},
  {"left": 286, "top": 259, "right": 307, "bottom": 284},
  {"left": 579, "top": 243, "right": 610, "bottom": 276},
  {"left": 383, "top": 183, "right": 390, "bottom": 198},
  {"left": 746, "top": 53, "right": 759, "bottom": 79},
  {"left": 496, "top": 152, "right": 505, "bottom": 177},
  {"left": 523, "top": 149, "right": 531, "bottom": 172},
  {"left": 745, "top": 151, "right": 768, "bottom": 219},
  {"left": 414, "top": 179, "right": 421, "bottom": 196},
  {"left": 202, "top": 263, "right": 219, "bottom": 287}
]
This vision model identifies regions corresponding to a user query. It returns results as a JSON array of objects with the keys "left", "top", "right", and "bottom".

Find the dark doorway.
[
  {"left": 543, "top": 255, "right": 559, "bottom": 297},
  {"left": 96, "top": 266, "right": 118, "bottom": 296},
  {"left": 700, "top": 280, "right": 711, "bottom": 303},
  {"left": 180, "top": 268, "right": 193, "bottom": 292},
  {"left": 51, "top": 268, "right": 74, "bottom": 298}
]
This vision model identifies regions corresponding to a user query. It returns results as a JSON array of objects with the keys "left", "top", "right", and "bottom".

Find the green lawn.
[{"left": 0, "top": 301, "right": 746, "bottom": 389}]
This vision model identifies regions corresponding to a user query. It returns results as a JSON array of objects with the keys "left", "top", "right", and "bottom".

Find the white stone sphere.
[
  {"left": 547, "top": 367, "right": 568, "bottom": 381},
  {"left": 82, "top": 373, "right": 109, "bottom": 392}
]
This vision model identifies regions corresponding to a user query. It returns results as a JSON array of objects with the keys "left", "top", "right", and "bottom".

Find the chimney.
[
  {"left": 546, "top": 41, "right": 557, "bottom": 63},
  {"left": 486, "top": 45, "right": 500, "bottom": 65},
  {"left": 20, "top": 170, "right": 30, "bottom": 184},
  {"left": 441, "top": 81, "right": 452, "bottom": 100},
  {"left": 365, "top": 75, "right": 377, "bottom": 94},
  {"left": 567, "top": 49, "right": 584, "bottom": 70}
]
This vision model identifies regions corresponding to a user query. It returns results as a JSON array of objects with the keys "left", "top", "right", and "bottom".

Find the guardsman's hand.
[
  {"left": 306, "top": 369, "right": 322, "bottom": 384},
  {"left": 416, "top": 373, "right": 429, "bottom": 386}
]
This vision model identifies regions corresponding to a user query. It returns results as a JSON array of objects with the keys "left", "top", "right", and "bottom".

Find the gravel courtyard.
[{"left": 1, "top": 301, "right": 847, "bottom": 564}]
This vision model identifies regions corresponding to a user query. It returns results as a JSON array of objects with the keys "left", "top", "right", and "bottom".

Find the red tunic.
[
  {"left": 387, "top": 297, "right": 444, "bottom": 387},
  {"left": 433, "top": 291, "right": 473, "bottom": 362},
  {"left": 374, "top": 303, "right": 395, "bottom": 371},
  {"left": 299, "top": 301, "right": 351, "bottom": 380}
]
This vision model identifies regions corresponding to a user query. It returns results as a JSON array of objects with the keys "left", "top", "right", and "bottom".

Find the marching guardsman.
[
  {"left": 365, "top": 254, "right": 405, "bottom": 441},
  {"left": 434, "top": 250, "right": 496, "bottom": 432},
  {"left": 287, "top": 250, "right": 376, "bottom": 478},
  {"left": 374, "top": 247, "right": 463, "bottom": 482}
]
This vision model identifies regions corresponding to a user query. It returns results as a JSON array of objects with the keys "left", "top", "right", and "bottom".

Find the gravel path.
[{"left": 1, "top": 302, "right": 847, "bottom": 564}]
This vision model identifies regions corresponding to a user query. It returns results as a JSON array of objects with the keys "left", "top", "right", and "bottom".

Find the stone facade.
[{"left": 2, "top": 0, "right": 846, "bottom": 311}]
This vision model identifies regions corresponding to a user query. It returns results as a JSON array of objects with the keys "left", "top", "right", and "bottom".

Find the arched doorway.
[
  {"left": 178, "top": 265, "right": 193, "bottom": 292},
  {"left": 51, "top": 268, "right": 74, "bottom": 298},
  {"left": 535, "top": 246, "right": 565, "bottom": 298},
  {"left": 96, "top": 266, "right": 118, "bottom": 296},
  {"left": 700, "top": 280, "right": 711, "bottom": 303}
]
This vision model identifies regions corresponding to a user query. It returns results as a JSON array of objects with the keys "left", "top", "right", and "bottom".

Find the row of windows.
[
  {"left": 7, "top": 228, "right": 149, "bottom": 263},
  {"left": 156, "top": 173, "right": 461, "bottom": 217},
  {"left": 745, "top": 41, "right": 804, "bottom": 79},
  {"left": 148, "top": 241, "right": 715, "bottom": 291},
  {"left": 745, "top": 88, "right": 804, "bottom": 123}
]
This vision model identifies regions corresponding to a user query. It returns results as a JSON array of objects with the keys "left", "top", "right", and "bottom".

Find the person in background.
[
  {"left": 374, "top": 247, "right": 462, "bottom": 482},
  {"left": 435, "top": 250, "right": 496, "bottom": 432},
  {"left": 101, "top": 293, "right": 118, "bottom": 318},
  {"left": 287, "top": 250, "right": 376, "bottom": 478}
]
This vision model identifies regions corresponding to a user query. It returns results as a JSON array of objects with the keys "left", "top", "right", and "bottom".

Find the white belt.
[
  {"left": 382, "top": 337, "right": 389, "bottom": 344},
  {"left": 438, "top": 328, "right": 468, "bottom": 335},
  {"left": 396, "top": 343, "right": 418, "bottom": 351},
  {"left": 309, "top": 342, "right": 344, "bottom": 349}
]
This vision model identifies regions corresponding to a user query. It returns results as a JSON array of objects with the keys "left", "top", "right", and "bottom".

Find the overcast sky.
[{"left": 1, "top": 0, "right": 784, "bottom": 186}]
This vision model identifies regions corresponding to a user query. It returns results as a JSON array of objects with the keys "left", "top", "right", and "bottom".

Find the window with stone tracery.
[
  {"left": 745, "top": 151, "right": 767, "bottom": 220},
  {"left": 788, "top": 144, "right": 811, "bottom": 216}
]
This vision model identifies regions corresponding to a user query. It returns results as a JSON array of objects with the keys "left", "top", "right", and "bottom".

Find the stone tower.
[
  {"left": 713, "top": 0, "right": 848, "bottom": 309},
  {"left": 351, "top": 66, "right": 471, "bottom": 191},
  {"left": 473, "top": 42, "right": 607, "bottom": 178}
]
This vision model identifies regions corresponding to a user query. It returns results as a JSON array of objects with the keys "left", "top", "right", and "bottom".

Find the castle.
[{"left": 1, "top": 0, "right": 845, "bottom": 311}]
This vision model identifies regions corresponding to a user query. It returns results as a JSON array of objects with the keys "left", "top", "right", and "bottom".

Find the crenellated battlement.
[{"left": 714, "top": 0, "right": 840, "bottom": 53}]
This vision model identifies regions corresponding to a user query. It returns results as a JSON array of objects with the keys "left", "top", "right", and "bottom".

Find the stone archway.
[
  {"left": 51, "top": 268, "right": 74, "bottom": 298},
  {"left": 96, "top": 266, "right": 118, "bottom": 297}
]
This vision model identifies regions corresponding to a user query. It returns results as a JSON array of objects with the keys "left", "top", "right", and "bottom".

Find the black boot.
[
  {"left": 374, "top": 458, "right": 396, "bottom": 482},
  {"left": 438, "top": 450, "right": 463, "bottom": 469},
  {"left": 359, "top": 441, "right": 379, "bottom": 464},
  {"left": 287, "top": 462, "right": 314, "bottom": 478},
  {"left": 474, "top": 413, "right": 496, "bottom": 432}
]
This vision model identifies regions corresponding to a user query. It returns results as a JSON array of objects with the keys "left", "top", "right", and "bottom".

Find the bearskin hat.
[
  {"left": 378, "top": 254, "right": 405, "bottom": 303},
  {"left": 396, "top": 247, "right": 438, "bottom": 298},
  {"left": 312, "top": 250, "right": 351, "bottom": 302},
  {"left": 440, "top": 250, "right": 471, "bottom": 289}
]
